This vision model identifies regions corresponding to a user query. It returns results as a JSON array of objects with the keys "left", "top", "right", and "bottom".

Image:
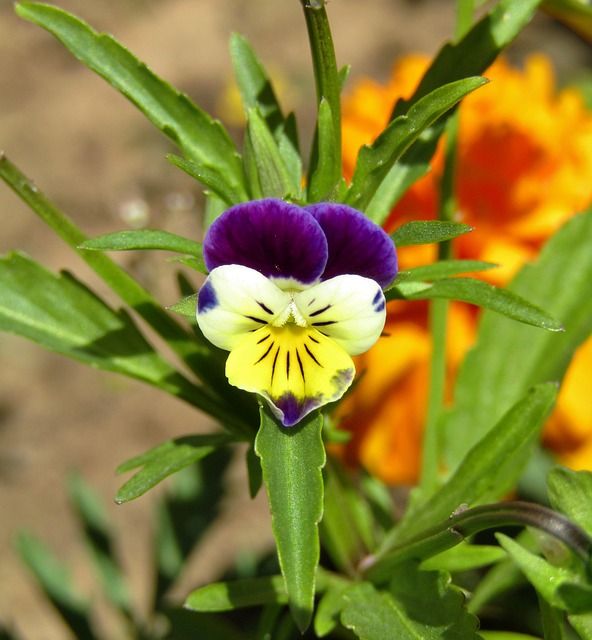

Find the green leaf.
[
  {"left": 393, "top": 260, "right": 497, "bottom": 284},
  {"left": 307, "top": 98, "right": 341, "bottom": 202},
  {"left": 341, "top": 564, "right": 479, "bottom": 639},
  {"left": 364, "top": 122, "right": 446, "bottom": 226},
  {"left": 80, "top": 229, "right": 202, "bottom": 256},
  {"left": 16, "top": 2, "right": 246, "bottom": 196},
  {"left": 394, "top": 384, "right": 557, "bottom": 541},
  {"left": 391, "top": 220, "right": 473, "bottom": 247},
  {"left": 569, "top": 611, "right": 592, "bottom": 639},
  {"left": 115, "top": 433, "right": 238, "bottom": 503},
  {"left": 497, "top": 533, "right": 592, "bottom": 614},
  {"left": 68, "top": 473, "right": 132, "bottom": 614},
  {"left": 344, "top": 77, "right": 487, "bottom": 213},
  {"left": 186, "top": 575, "right": 288, "bottom": 612},
  {"left": 443, "top": 209, "right": 592, "bottom": 474},
  {"left": 387, "top": 277, "right": 563, "bottom": 331},
  {"left": 0, "top": 253, "right": 206, "bottom": 404},
  {"left": 255, "top": 407, "right": 326, "bottom": 632},
  {"left": 361, "top": 0, "right": 541, "bottom": 225},
  {"left": 168, "top": 294, "right": 198, "bottom": 318},
  {"left": 391, "top": 0, "right": 541, "bottom": 118},
  {"left": 167, "top": 154, "right": 244, "bottom": 207},
  {"left": 15, "top": 532, "right": 98, "bottom": 640},
  {"left": 229, "top": 32, "right": 289, "bottom": 139},
  {"left": 420, "top": 543, "right": 507, "bottom": 573},
  {"left": 547, "top": 468, "right": 592, "bottom": 537},
  {"left": 246, "top": 107, "right": 298, "bottom": 198}
]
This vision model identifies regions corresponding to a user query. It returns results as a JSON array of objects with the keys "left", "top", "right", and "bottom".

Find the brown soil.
[{"left": 1, "top": 1, "right": 589, "bottom": 637}]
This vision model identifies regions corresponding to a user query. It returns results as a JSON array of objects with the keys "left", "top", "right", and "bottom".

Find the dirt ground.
[{"left": 1, "top": 1, "right": 590, "bottom": 637}]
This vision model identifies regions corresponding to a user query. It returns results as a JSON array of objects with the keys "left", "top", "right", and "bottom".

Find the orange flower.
[{"left": 338, "top": 54, "right": 592, "bottom": 483}]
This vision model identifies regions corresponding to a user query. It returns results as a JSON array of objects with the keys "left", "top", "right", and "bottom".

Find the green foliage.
[
  {"left": 80, "top": 229, "right": 203, "bottom": 258},
  {"left": 15, "top": 2, "right": 247, "bottom": 199},
  {"left": 4, "top": 0, "right": 592, "bottom": 637},
  {"left": 443, "top": 209, "right": 592, "bottom": 473},
  {"left": 344, "top": 77, "right": 487, "bottom": 214},
  {"left": 255, "top": 408, "right": 326, "bottom": 632},
  {"left": 115, "top": 433, "right": 239, "bottom": 503},
  {"left": 186, "top": 575, "right": 288, "bottom": 612},
  {"left": 340, "top": 563, "right": 479, "bottom": 640},
  {"left": 391, "top": 220, "right": 473, "bottom": 247}
]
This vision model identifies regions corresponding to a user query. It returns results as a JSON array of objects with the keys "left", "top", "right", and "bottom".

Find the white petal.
[
  {"left": 196, "top": 264, "right": 291, "bottom": 351},
  {"left": 294, "top": 274, "right": 386, "bottom": 355}
]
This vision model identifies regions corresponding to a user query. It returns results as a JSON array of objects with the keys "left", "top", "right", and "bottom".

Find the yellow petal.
[{"left": 226, "top": 324, "right": 355, "bottom": 426}]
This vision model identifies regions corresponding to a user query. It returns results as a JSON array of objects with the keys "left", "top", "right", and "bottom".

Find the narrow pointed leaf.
[
  {"left": 16, "top": 2, "right": 246, "bottom": 196},
  {"left": 167, "top": 154, "right": 244, "bottom": 207},
  {"left": 393, "top": 260, "right": 497, "bottom": 284},
  {"left": 391, "top": 0, "right": 542, "bottom": 118},
  {"left": 443, "top": 209, "right": 592, "bottom": 472},
  {"left": 16, "top": 532, "right": 98, "bottom": 640},
  {"left": 307, "top": 98, "right": 341, "bottom": 202},
  {"left": 255, "top": 407, "right": 326, "bottom": 632},
  {"left": 344, "top": 77, "right": 487, "bottom": 212},
  {"left": 387, "top": 277, "right": 563, "bottom": 331},
  {"left": 392, "top": 220, "right": 472, "bottom": 247},
  {"left": 80, "top": 229, "right": 202, "bottom": 256},
  {"left": 230, "top": 32, "right": 285, "bottom": 134},
  {"left": 168, "top": 294, "right": 198, "bottom": 318},
  {"left": 246, "top": 107, "right": 298, "bottom": 198},
  {"left": 497, "top": 533, "right": 592, "bottom": 613},
  {"left": 115, "top": 433, "right": 238, "bottom": 503},
  {"left": 547, "top": 468, "right": 592, "bottom": 536},
  {"left": 393, "top": 384, "right": 557, "bottom": 541},
  {"left": 363, "top": 0, "right": 541, "bottom": 224},
  {"left": 0, "top": 253, "right": 206, "bottom": 405},
  {"left": 68, "top": 473, "right": 132, "bottom": 613},
  {"left": 186, "top": 575, "right": 288, "bottom": 612}
]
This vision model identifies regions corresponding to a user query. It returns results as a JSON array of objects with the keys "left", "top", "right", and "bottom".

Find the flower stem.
[
  {"left": 361, "top": 501, "right": 592, "bottom": 584},
  {"left": 418, "top": 0, "right": 474, "bottom": 498}
]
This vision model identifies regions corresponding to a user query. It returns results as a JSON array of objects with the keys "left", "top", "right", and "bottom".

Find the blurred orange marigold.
[{"left": 338, "top": 54, "right": 592, "bottom": 484}]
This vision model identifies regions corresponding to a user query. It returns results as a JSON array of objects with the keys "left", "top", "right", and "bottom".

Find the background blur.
[{"left": 1, "top": 1, "right": 591, "bottom": 637}]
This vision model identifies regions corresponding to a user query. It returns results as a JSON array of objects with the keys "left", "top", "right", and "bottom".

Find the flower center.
[{"left": 271, "top": 294, "right": 308, "bottom": 328}]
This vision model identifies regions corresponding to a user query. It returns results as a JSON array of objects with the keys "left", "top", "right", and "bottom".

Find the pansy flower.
[{"left": 196, "top": 198, "right": 398, "bottom": 427}]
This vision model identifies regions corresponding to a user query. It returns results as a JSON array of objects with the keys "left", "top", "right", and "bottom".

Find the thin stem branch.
[{"left": 361, "top": 501, "right": 592, "bottom": 584}]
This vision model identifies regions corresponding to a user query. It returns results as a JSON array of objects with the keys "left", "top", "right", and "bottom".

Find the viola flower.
[
  {"left": 196, "top": 199, "right": 398, "bottom": 427},
  {"left": 338, "top": 53, "right": 592, "bottom": 482}
]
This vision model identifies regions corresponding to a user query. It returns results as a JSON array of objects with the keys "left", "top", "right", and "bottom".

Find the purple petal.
[
  {"left": 203, "top": 199, "right": 328, "bottom": 285},
  {"left": 306, "top": 203, "right": 398, "bottom": 289}
]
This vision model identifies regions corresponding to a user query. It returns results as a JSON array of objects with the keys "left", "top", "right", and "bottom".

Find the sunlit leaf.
[
  {"left": 388, "top": 277, "right": 562, "bottom": 332},
  {"left": 255, "top": 408, "right": 325, "bottom": 632},
  {"left": 443, "top": 209, "right": 592, "bottom": 473},
  {"left": 0, "top": 253, "right": 205, "bottom": 405},
  {"left": 345, "top": 77, "right": 487, "bottom": 213},
  {"left": 80, "top": 229, "right": 202, "bottom": 256},
  {"left": 186, "top": 575, "right": 288, "bottom": 612},
  {"left": 115, "top": 434, "right": 238, "bottom": 503},
  {"left": 16, "top": 2, "right": 247, "bottom": 197},
  {"left": 391, "top": 220, "right": 473, "bottom": 247}
]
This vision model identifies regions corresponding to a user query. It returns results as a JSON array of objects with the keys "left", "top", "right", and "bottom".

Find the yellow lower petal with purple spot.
[{"left": 225, "top": 324, "right": 355, "bottom": 426}]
